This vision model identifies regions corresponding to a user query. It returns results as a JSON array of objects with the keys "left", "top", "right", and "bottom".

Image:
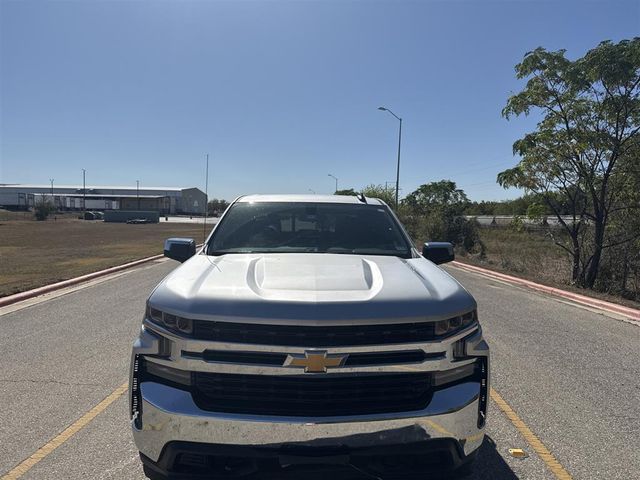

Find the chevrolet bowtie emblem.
[{"left": 284, "top": 350, "right": 348, "bottom": 373}]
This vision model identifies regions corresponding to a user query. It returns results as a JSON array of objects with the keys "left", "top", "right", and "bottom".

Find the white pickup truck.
[{"left": 129, "top": 194, "right": 489, "bottom": 479}]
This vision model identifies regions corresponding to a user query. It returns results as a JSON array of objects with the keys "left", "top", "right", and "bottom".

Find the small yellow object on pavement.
[{"left": 509, "top": 448, "right": 529, "bottom": 459}]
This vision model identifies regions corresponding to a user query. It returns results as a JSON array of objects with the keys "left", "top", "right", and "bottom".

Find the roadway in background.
[
  {"left": 160, "top": 216, "right": 220, "bottom": 224},
  {"left": 0, "top": 260, "right": 638, "bottom": 479}
]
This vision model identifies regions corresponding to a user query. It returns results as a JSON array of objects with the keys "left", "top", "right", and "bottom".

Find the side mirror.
[
  {"left": 422, "top": 242, "right": 454, "bottom": 265},
  {"left": 164, "top": 238, "right": 196, "bottom": 263}
]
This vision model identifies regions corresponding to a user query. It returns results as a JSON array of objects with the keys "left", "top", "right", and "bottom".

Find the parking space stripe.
[
  {"left": 0, "top": 382, "right": 129, "bottom": 480},
  {"left": 1, "top": 381, "right": 574, "bottom": 480},
  {"left": 490, "top": 388, "right": 573, "bottom": 480}
]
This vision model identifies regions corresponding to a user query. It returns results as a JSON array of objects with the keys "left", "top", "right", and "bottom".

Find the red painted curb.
[
  {"left": 0, "top": 254, "right": 165, "bottom": 308},
  {"left": 452, "top": 261, "right": 640, "bottom": 322}
]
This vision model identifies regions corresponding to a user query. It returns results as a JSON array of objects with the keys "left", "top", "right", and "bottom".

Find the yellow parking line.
[
  {"left": 491, "top": 388, "right": 573, "bottom": 480},
  {"left": 1, "top": 380, "right": 573, "bottom": 480},
  {"left": 1, "top": 382, "right": 129, "bottom": 480}
]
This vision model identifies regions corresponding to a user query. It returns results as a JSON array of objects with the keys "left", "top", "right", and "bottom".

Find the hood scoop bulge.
[{"left": 246, "top": 255, "right": 383, "bottom": 302}]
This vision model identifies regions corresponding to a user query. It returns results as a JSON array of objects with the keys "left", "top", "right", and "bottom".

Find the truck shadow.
[
  {"left": 240, "top": 436, "right": 517, "bottom": 480},
  {"left": 463, "top": 436, "right": 519, "bottom": 480}
]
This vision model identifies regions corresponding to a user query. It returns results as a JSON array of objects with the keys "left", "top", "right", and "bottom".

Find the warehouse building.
[{"left": 0, "top": 184, "right": 207, "bottom": 215}]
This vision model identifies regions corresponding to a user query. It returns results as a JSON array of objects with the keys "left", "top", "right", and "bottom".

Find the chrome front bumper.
[
  {"left": 133, "top": 379, "right": 485, "bottom": 463},
  {"left": 130, "top": 321, "right": 489, "bottom": 466}
]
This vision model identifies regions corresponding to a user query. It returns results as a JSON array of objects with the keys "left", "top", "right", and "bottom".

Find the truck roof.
[{"left": 236, "top": 194, "right": 386, "bottom": 205}]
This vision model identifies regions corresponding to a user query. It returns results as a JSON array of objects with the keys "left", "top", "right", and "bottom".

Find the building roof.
[
  {"left": 0, "top": 184, "right": 186, "bottom": 191},
  {"left": 237, "top": 194, "right": 385, "bottom": 205},
  {"left": 32, "top": 193, "right": 167, "bottom": 199}
]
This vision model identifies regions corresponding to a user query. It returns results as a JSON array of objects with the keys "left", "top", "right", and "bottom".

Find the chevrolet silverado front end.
[{"left": 130, "top": 195, "right": 489, "bottom": 479}]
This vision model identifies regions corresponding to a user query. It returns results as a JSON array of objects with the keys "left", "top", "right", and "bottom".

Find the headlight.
[
  {"left": 146, "top": 305, "right": 193, "bottom": 335},
  {"left": 434, "top": 310, "right": 477, "bottom": 337}
]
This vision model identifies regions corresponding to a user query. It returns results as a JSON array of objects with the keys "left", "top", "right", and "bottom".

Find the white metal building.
[{"left": 0, "top": 184, "right": 207, "bottom": 215}]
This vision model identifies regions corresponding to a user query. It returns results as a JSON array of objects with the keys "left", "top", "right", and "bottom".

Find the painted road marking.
[
  {"left": 0, "top": 382, "right": 129, "bottom": 480},
  {"left": 491, "top": 388, "right": 573, "bottom": 480}
]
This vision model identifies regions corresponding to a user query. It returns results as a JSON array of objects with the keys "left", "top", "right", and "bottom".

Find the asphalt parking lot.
[{"left": 1, "top": 259, "right": 638, "bottom": 479}]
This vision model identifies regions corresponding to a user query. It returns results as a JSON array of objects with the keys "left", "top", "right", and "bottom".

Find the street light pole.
[
  {"left": 378, "top": 107, "right": 402, "bottom": 208},
  {"left": 82, "top": 169, "right": 86, "bottom": 218},
  {"left": 136, "top": 180, "right": 140, "bottom": 210},
  {"left": 203, "top": 153, "right": 209, "bottom": 243},
  {"left": 328, "top": 173, "right": 338, "bottom": 193}
]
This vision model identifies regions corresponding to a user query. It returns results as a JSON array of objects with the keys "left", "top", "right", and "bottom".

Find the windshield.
[{"left": 207, "top": 202, "right": 412, "bottom": 257}]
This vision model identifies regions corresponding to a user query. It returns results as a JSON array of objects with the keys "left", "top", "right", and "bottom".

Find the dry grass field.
[
  {"left": 458, "top": 228, "right": 640, "bottom": 309},
  {"left": 0, "top": 214, "right": 205, "bottom": 297},
  {"left": 468, "top": 228, "right": 572, "bottom": 283},
  {"left": 2, "top": 212, "right": 638, "bottom": 309}
]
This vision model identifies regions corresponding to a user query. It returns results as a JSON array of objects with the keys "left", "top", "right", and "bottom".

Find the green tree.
[
  {"left": 498, "top": 38, "right": 640, "bottom": 288},
  {"left": 596, "top": 150, "right": 640, "bottom": 298},
  {"left": 207, "top": 198, "right": 230, "bottom": 216},
  {"left": 334, "top": 188, "right": 357, "bottom": 196},
  {"left": 360, "top": 184, "right": 396, "bottom": 207},
  {"left": 401, "top": 180, "right": 481, "bottom": 254},
  {"left": 526, "top": 202, "right": 546, "bottom": 222},
  {"left": 402, "top": 180, "right": 469, "bottom": 215}
]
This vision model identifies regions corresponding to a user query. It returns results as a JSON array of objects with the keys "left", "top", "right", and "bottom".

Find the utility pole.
[
  {"left": 203, "top": 153, "right": 209, "bottom": 243},
  {"left": 136, "top": 180, "right": 140, "bottom": 210},
  {"left": 82, "top": 169, "right": 86, "bottom": 218}
]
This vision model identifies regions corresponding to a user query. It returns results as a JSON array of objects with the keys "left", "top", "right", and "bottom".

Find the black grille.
[
  {"left": 192, "top": 372, "right": 432, "bottom": 416},
  {"left": 192, "top": 320, "right": 438, "bottom": 346}
]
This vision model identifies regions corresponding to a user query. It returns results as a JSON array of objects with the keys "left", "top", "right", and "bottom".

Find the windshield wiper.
[
  {"left": 323, "top": 248, "right": 410, "bottom": 258},
  {"left": 207, "top": 249, "right": 255, "bottom": 255},
  {"left": 208, "top": 247, "right": 320, "bottom": 256}
]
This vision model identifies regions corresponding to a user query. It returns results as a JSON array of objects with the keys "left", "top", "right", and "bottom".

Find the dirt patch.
[{"left": 0, "top": 218, "right": 205, "bottom": 297}]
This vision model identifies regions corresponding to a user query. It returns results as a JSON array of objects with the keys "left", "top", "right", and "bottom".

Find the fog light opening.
[
  {"left": 131, "top": 355, "right": 142, "bottom": 429},
  {"left": 477, "top": 358, "right": 488, "bottom": 428}
]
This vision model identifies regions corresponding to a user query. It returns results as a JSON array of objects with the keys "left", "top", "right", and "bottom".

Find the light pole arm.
[
  {"left": 385, "top": 109, "right": 401, "bottom": 122},
  {"left": 328, "top": 174, "right": 338, "bottom": 193}
]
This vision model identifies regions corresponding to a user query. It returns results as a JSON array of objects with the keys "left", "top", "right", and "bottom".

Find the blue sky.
[{"left": 1, "top": 0, "right": 638, "bottom": 201}]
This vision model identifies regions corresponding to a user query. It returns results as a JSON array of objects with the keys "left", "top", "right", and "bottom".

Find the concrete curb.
[
  {"left": 0, "top": 254, "right": 165, "bottom": 308},
  {"left": 452, "top": 260, "right": 640, "bottom": 323}
]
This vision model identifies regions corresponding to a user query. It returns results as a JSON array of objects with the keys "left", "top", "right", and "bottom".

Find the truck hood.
[{"left": 149, "top": 253, "right": 476, "bottom": 324}]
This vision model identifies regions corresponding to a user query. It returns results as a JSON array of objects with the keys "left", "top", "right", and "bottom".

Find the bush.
[
  {"left": 399, "top": 210, "right": 484, "bottom": 256},
  {"left": 34, "top": 199, "right": 54, "bottom": 221},
  {"left": 509, "top": 215, "right": 525, "bottom": 232}
]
